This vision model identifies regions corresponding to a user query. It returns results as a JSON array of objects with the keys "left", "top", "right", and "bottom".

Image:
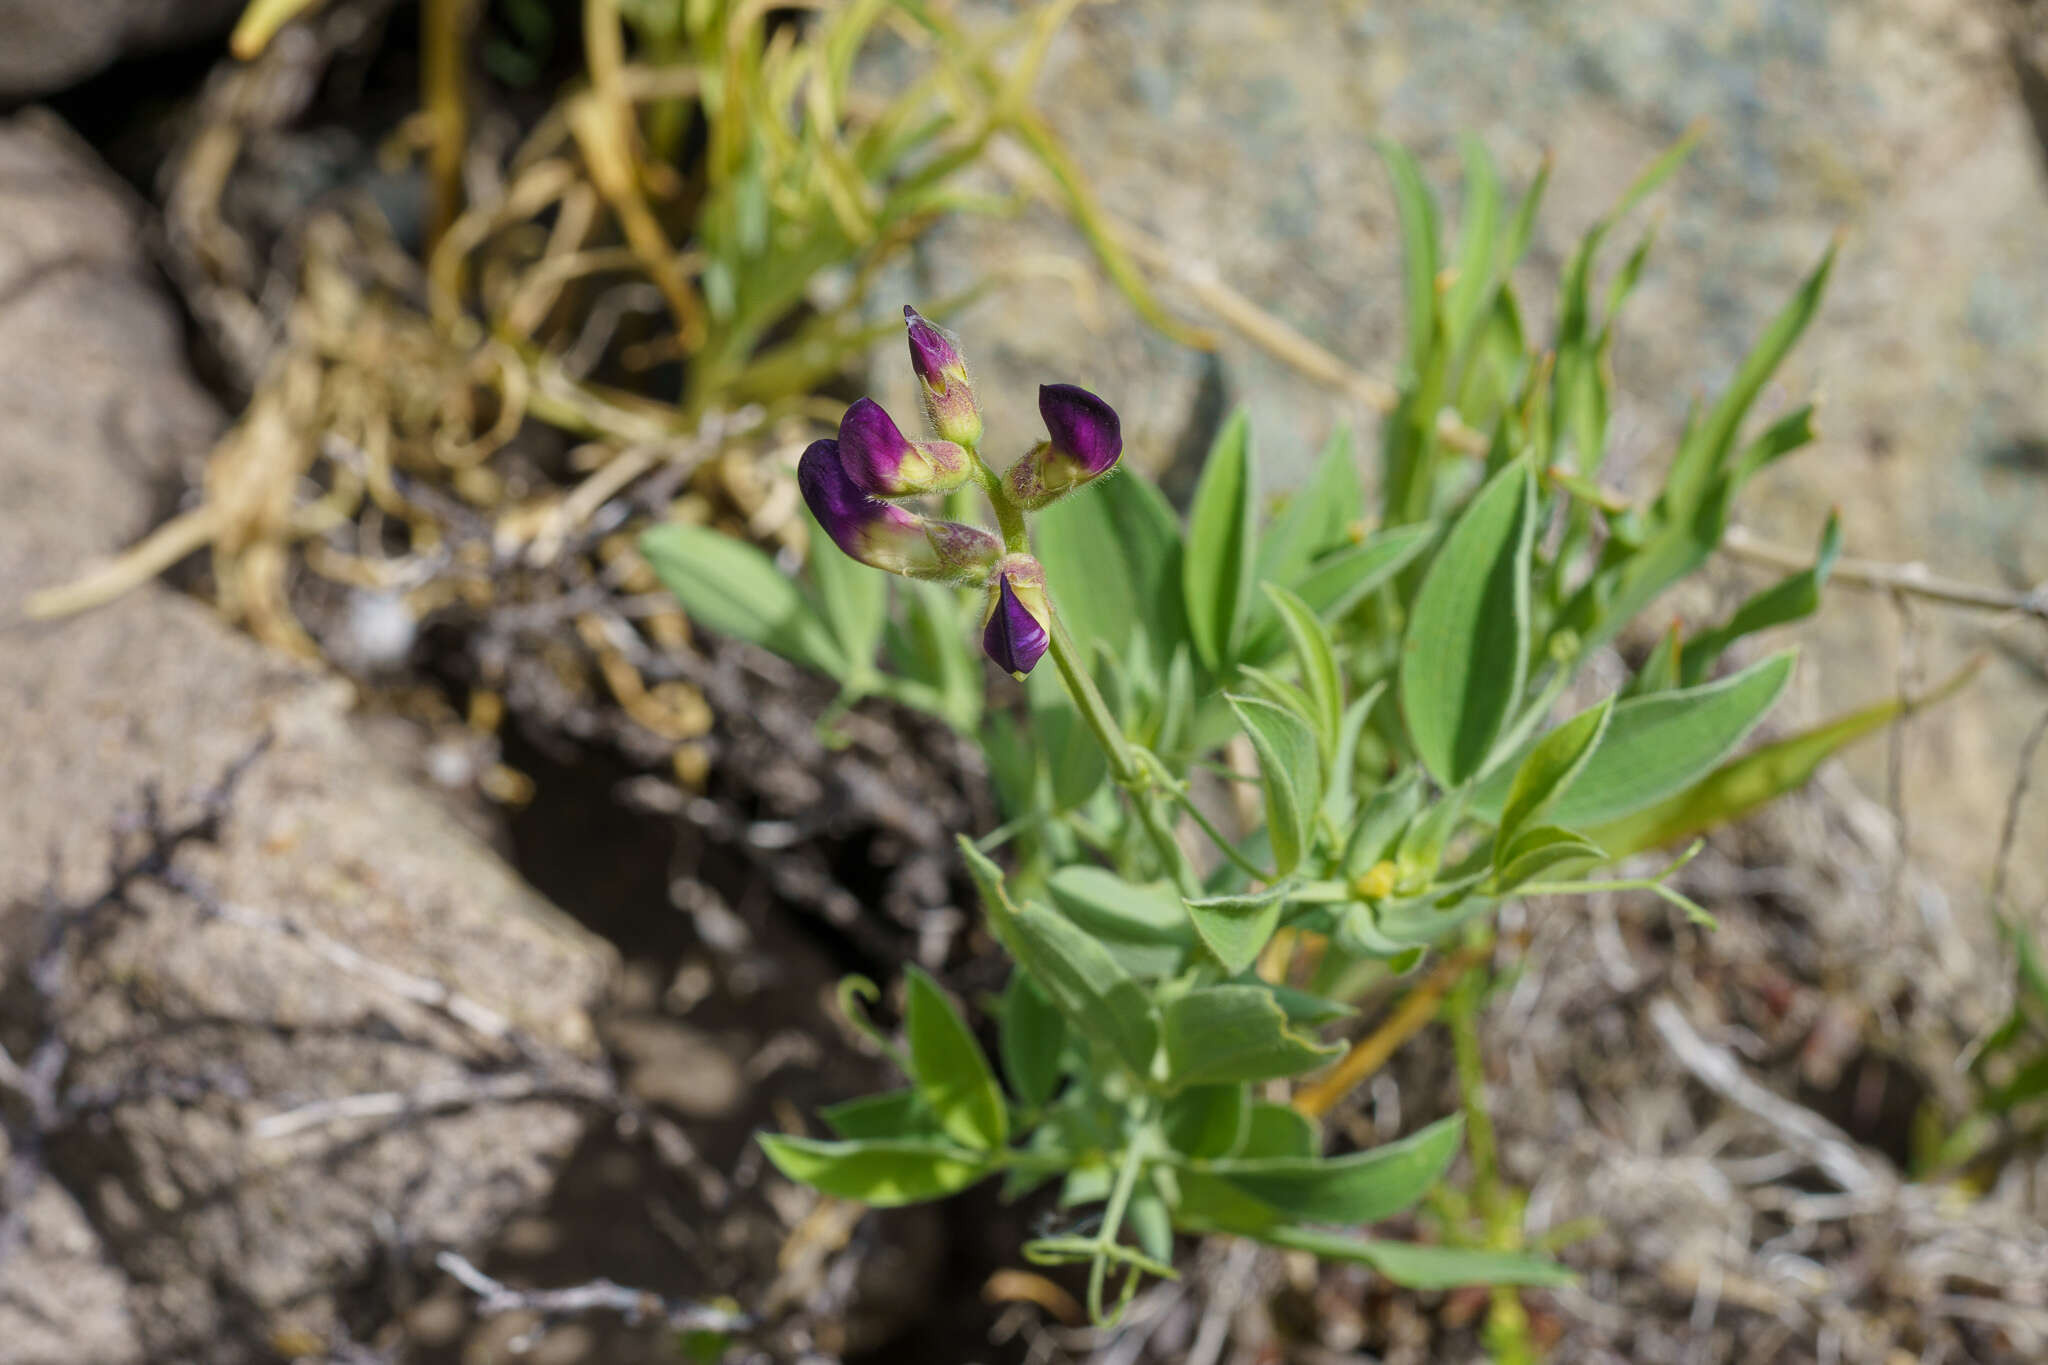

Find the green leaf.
[
  {"left": 1035, "top": 467, "right": 1189, "bottom": 671},
  {"left": 1183, "top": 883, "right": 1290, "bottom": 977},
  {"left": 1584, "top": 658, "right": 1978, "bottom": 857},
  {"left": 1378, "top": 139, "right": 1441, "bottom": 377},
  {"left": 1681, "top": 511, "right": 1841, "bottom": 685},
  {"left": 1263, "top": 583, "right": 1343, "bottom": 761},
  {"left": 903, "top": 967, "right": 1008, "bottom": 1151},
  {"left": 1162, "top": 985, "right": 1341, "bottom": 1088},
  {"left": 1496, "top": 696, "right": 1614, "bottom": 851},
  {"left": 1258, "top": 1230, "right": 1575, "bottom": 1290},
  {"left": 1003, "top": 902, "right": 1160, "bottom": 1078},
  {"left": 1048, "top": 867, "right": 1195, "bottom": 944},
  {"left": 1254, "top": 424, "right": 1365, "bottom": 594},
  {"left": 1342, "top": 771, "right": 1427, "bottom": 877},
  {"left": 1543, "top": 651, "right": 1795, "bottom": 829},
  {"left": 1028, "top": 668, "right": 1110, "bottom": 812},
  {"left": 641, "top": 523, "right": 843, "bottom": 673},
  {"left": 1184, "top": 409, "right": 1258, "bottom": 670},
  {"left": 820, "top": 1088, "right": 932, "bottom": 1141},
  {"left": 757, "top": 1134, "right": 991, "bottom": 1206},
  {"left": 1163, "top": 1084, "right": 1250, "bottom": 1160},
  {"left": 1400, "top": 461, "right": 1538, "bottom": 786},
  {"left": 1444, "top": 134, "right": 1501, "bottom": 354},
  {"left": 1664, "top": 240, "right": 1837, "bottom": 515},
  {"left": 1256, "top": 980, "right": 1357, "bottom": 1027},
  {"left": 1490, "top": 825, "right": 1609, "bottom": 892},
  {"left": 1227, "top": 695, "right": 1323, "bottom": 878},
  {"left": 1129, "top": 1186, "right": 1176, "bottom": 1264},
  {"left": 892, "top": 582, "right": 981, "bottom": 730},
  {"left": 805, "top": 516, "right": 887, "bottom": 680},
  {"left": 998, "top": 972, "right": 1066, "bottom": 1109},
  {"left": 1196, "top": 1113, "right": 1463, "bottom": 1223},
  {"left": 1280, "top": 523, "right": 1437, "bottom": 622},
  {"left": 1241, "top": 1101, "right": 1319, "bottom": 1160}
]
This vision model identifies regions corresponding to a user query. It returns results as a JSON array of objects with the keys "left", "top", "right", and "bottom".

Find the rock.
[
  {"left": 898, "top": 0, "right": 2048, "bottom": 906},
  {"left": 0, "top": 0, "right": 245, "bottom": 101},
  {"left": 0, "top": 111, "right": 614, "bottom": 1363}
]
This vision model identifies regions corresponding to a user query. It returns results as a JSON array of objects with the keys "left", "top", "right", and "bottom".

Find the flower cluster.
[{"left": 799, "top": 306, "right": 1123, "bottom": 678}]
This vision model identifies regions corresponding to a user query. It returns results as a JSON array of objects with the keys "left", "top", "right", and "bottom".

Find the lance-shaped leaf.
[
  {"left": 1194, "top": 1113, "right": 1463, "bottom": 1223},
  {"left": 641, "top": 523, "right": 843, "bottom": 674},
  {"left": 903, "top": 967, "right": 1008, "bottom": 1151},
  {"left": 806, "top": 516, "right": 888, "bottom": 682},
  {"left": 1263, "top": 582, "right": 1343, "bottom": 761},
  {"left": 1184, "top": 409, "right": 1258, "bottom": 670},
  {"left": 758, "top": 1134, "right": 992, "bottom": 1207},
  {"left": 1161, "top": 985, "right": 1340, "bottom": 1088},
  {"left": 1490, "top": 826, "right": 1609, "bottom": 893},
  {"left": 1586, "top": 657, "right": 1978, "bottom": 857},
  {"left": 1254, "top": 424, "right": 1366, "bottom": 594},
  {"left": 1244, "top": 523, "right": 1436, "bottom": 663},
  {"left": 1400, "top": 461, "right": 1539, "bottom": 787},
  {"left": 820, "top": 1089, "right": 933, "bottom": 1141},
  {"left": 1183, "top": 883, "right": 1290, "bottom": 977},
  {"left": 1005, "top": 902, "right": 1159, "bottom": 1078},
  {"left": 998, "top": 972, "right": 1066, "bottom": 1110},
  {"left": 1228, "top": 695, "right": 1322, "bottom": 878},
  {"left": 1496, "top": 695, "right": 1614, "bottom": 853},
  {"left": 1543, "top": 651, "right": 1795, "bottom": 829}
]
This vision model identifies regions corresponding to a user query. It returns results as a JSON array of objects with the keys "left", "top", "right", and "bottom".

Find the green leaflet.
[
  {"left": 641, "top": 523, "right": 843, "bottom": 674},
  {"left": 1400, "top": 461, "right": 1538, "bottom": 787},
  {"left": 1183, "top": 883, "right": 1290, "bottom": 977},
  {"left": 757, "top": 1134, "right": 992, "bottom": 1207},
  {"left": 1161, "top": 985, "right": 1341, "bottom": 1088},
  {"left": 1586, "top": 658, "right": 1978, "bottom": 857},
  {"left": 1163, "top": 1084, "right": 1250, "bottom": 1160},
  {"left": 1478, "top": 651, "right": 1796, "bottom": 829},
  {"left": 805, "top": 515, "right": 888, "bottom": 681},
  {"left": 1496, "top": 695, "right": 1614, "bottom": 853},
  {"left": 1034, "top": 466, "right": 1188, "bottom": 672},
  {"left": 1263, "top": 582, "right": 1344, "bottom": 761},
  {"left": 1183, "top": 408, "right": 1258, "bottom": 671},
  {"left": 1004, "top": 901, "right": 1160, "bottom": 1078},
  {"left": 1681, "top": 511, "right": 1842, "bottom": 685},
  {"left": 1241, "top": 1101, "right": 1319, "bottom": 1160},
  {"left": 1544, "top": 650, "right": 1795, "bottom": 829},
  {"left": 820, "top": 1088, "right": 931, "bottom": 1141},
  {"left": 1227, "top": 695, "right": 1323, "bottom": 878},
  {"left": 903, "top": 967, "right": 1008, "bottom": 1151},
  {"left": 998, "top": 972, "right": 1066, "bottom": 1109},
  {"left": 1253, "top": 423, "right": 1365, "bottom": 595},
  {"left": 1194, "top": 1113, "right": 1463, "bottom": 1223}
]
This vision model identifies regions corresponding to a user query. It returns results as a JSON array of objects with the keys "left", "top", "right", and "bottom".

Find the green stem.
[
  {"left": 970, "top": 456, "right": 1029, "bottom": 552},
  {"left": 1087, "top": 1125, "right": 1153, "bottom": 1322},
  {"left": 1048, "top": 620, "right": 1202, "bottom": 898}
]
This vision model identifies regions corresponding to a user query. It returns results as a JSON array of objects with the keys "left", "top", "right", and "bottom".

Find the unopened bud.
[
  {"left": 836, "top": 398, "right": 969, "bottom": 498},
  {"left": 799, "top": 439, "right": 998, "bottom": 581},
  {"left": 980, "top": 555, "right": 1052, "bottom": 679},
  {"left": 1005, "top": 384, "right": 1123, "bottom": 510},
  {"left": 904, "top": 305, "right": 983, "bottom": 450}
]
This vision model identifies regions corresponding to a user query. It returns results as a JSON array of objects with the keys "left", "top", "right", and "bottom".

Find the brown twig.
[
  {"left": 435, "top": 1249, "right": 748, "bottom": 1335},
  {"left": 1292, "top": 941, "right": 1493, "bottom": 1119},
  {"left": 1723, "top": 524, "right": 2048, "bottom": 624}
]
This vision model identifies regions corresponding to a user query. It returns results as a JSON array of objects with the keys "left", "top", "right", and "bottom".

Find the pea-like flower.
[
  {"left": 1005, "top": 383, "right": 1123, "bottom": 510},
  {"left": 799, "top": 439, "right": 998, "bottom": 581},
  {"left": 981, "top": 554, "right": 1052, "bottom": 678},
  {"left": 837, "top": 398, "right": 969, "bottom": 498},
  {"left": 904, "top": 305, "right": 984, "bottom": 450}
]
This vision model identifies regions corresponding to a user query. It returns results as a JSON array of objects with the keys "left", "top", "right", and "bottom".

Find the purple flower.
[
  {"left": 836, "top": 398, "right": 967, "bottom": 498},
  {"left": 1006, "top": 384, "right": 1124, "bottom": 510},
  {"left": 904, "top": 305, "right": 983, "bottom": 450},
  {"left": 799, "top": 440, "right": 997, "bottom": 581},
  {"left": 981, "top": 556, "right": 1051, "bottom": 678}
]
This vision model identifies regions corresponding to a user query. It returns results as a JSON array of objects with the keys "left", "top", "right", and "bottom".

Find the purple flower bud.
[
  {"left": 799, "top": 440, "right": 998, "bottom": 581},
  {"left": 981, "top": 555, "right": 1052, "bottom": 679},
  {"left": 904, "top": 305, "right": 983, "bottom": 450},
  {"left": 1005, "top": 383, "right": 1124, "bottom": 510},
  {"left": 836, "top": 398, "right": 968, "bottom": 498}
]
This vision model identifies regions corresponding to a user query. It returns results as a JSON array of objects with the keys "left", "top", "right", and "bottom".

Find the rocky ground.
[{"left": 2, "top": 2, "right": 2046, "bottom": 1363}]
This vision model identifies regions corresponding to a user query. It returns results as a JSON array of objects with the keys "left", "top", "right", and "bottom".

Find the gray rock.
[
  {"left": 0, "top": 111, "right": 614, "bottom": 1363},
  {"left": 901, "top": 0, "right": 2048, "bottom": 904},
  {"left": 0, "top": 0, "right": 245, "bottom": 100}
]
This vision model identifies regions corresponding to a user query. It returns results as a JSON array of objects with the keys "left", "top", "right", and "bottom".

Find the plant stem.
[
  {"left": 1088, "top": 1125, "right": 1152, "bottom": 1322},
  {"left": 1047, "top": 619, "right": 1202, "bottom": 898}
]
